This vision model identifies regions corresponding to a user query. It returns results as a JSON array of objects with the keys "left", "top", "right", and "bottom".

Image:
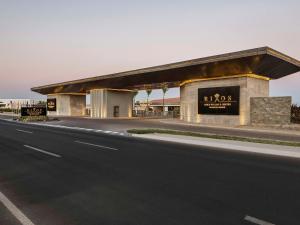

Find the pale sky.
[{"left": 0, "top": 0, "right": 299, "bottom": 103}]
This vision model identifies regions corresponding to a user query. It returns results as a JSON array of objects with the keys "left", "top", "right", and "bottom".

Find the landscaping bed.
[
  {"left": 291, "top": 104, "right": 300, "bottom": 124},
  {"left": 127, "top": 128, "right": 300, "bottom": 147}
]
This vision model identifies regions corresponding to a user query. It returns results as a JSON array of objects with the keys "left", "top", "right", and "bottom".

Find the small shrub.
[
  {"left": 18, "top": 116, "right": 49, "bottom": 122},
  {"left": 0, "top": 108, "right": 14, "bottom": 113},
  {"left": 291, "top": 104, "right": 300, "bottom": 124}
]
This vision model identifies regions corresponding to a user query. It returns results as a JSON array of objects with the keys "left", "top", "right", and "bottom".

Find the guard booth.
[{"left": 113, "top": 106, "right": 119, "bottom": 117}]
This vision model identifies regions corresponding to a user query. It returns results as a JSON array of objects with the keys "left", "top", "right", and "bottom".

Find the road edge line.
[
  {"left": 0, "top": 191, "right": 35, "bottom": 225},
  {"left": 244, "top": 215, "right": 275, "bottom": 225}
]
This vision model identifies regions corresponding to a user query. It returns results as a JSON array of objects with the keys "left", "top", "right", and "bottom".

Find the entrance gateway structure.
[{"left": 32, "top": 47, "right": 300, "bottom": 126}]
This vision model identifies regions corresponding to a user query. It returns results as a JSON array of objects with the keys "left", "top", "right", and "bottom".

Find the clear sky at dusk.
[{"left": 1, "top": 0, "right": 299, "bottom": 103}]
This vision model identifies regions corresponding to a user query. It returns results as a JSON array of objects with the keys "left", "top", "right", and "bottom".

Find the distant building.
[
  {"left": 135, "top": 97, "right": 180, "bottom": 112},
  {"left": 150, "top": 97, "right": 180, "bottom": 112},
  {"left": 0, "top": 99, "right": 42, "bottom": 109}
]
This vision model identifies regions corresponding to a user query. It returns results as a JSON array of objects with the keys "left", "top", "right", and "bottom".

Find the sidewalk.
[{"left": 132, "top": 133, "right": 300, "bottom": 159}]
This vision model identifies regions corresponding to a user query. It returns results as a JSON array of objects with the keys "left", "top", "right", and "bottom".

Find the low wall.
[{"left": 250, "top": 96, "right": 291, "bottom": 125}]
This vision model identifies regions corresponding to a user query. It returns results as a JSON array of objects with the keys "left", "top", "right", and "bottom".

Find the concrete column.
[
  {"left": 47, "top": 94, "right": 86, "bottom": 116},
  {"left": 90, "top": 89, "right": 134, "bottom": 118}
]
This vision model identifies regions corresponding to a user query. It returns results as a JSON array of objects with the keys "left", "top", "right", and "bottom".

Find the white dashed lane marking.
[
  {"left": 75, "top": 140, "right": 119, "bottom": 151},
  {"left": 31, "top": 123, "right": 126, "bottom": 136},
  {"left": 16, "top": 129, "right": 33, "bottom": 134},
  {"left": 104, "top": 131, "right": 113, "bottom": 133},
  {"left": 24, "top": 145, "right": 62, "bottom": 158},
  {"left": 244, "top": 215, "right": 275, "bottom": 225}
]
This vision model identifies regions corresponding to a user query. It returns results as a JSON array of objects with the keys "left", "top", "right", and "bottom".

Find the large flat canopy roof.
[{"left": 32, "top": 47, "right": 300, "bottom": 95}]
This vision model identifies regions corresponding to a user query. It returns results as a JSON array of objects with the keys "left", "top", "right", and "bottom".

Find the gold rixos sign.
[
  {"left": 198, "top": 86, "right": 240, "bottom": 115},
  {"left": 47, "top": 99, "right": 57, "bottom": 111},
  {"left": 21, "top": 107, "right": 47, "bottom": 117},
  {"left": 203, "top": 94, "right": 234, "bottom": 109}
]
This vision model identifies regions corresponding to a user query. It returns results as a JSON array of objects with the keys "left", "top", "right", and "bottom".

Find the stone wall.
[
  {"left": 70, "top": 95, "right": 86, "bottom": 116},
  {"left": 47, "top": 94, "right": 86, "bottom": 116},
  {"left": 180, "top": 76, "right": 269, "bottom": 126},
  {"left": 250, "top": 97, "right": 291, "bottom": 125}
]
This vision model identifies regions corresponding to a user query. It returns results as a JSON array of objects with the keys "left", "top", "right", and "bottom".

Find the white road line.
[
  {"left": 30, "top": 122, "right": 126, "bottom": 136},
  {"left": 104, "top": 131, "right": 113, "bottom": 133},
  {"left": 23, "top": 145, "right": 62, "bottom": 158},
  {"left": 75, "top": 140, "right": 119, "bottom": 151},
  {"left": 244, "top": 215, "right": 275, "bottom": 225},
  {"left": 0, "top": 191, "right": 35, "bottom": 225},
  {"left": 16, "top": 129, "right": 33, "bottom": 134}
]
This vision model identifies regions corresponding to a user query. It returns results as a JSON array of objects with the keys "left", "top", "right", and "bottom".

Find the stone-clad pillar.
[
  {"left": 47, "top": 94, "right": 86, "bottom": 116},
  {"left": 180, "top": 75, "right": 270, "bottom": 126}
]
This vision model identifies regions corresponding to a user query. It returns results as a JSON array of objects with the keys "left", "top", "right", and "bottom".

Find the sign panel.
[
  {"left": 198, "top": 86, "right": 240, "bottom": 115},
  {"left": 21, "top": 107, "right": 47, "bottom": 117},
  {"left": 47, "top": 99, "right": 57, "bottom": 111}
]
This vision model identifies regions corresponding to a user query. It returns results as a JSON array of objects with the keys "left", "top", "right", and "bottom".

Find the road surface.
[{"left": 0, "top": 119, "right": 300, "bottom": 225}]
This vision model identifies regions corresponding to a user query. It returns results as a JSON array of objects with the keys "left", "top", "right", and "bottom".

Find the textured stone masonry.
[{"left": 250, "top": 97, "right": 291, "bottom": 125}]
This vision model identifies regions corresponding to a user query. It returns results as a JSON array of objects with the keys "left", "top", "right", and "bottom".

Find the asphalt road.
[
  {"left": 1, "top": 115, "right": 300, "bottom": 142},
  {"left": 0, "top": 119, "right": 300, "bottom": 225}
]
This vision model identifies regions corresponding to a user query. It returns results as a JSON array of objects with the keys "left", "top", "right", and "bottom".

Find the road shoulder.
[{"left": 131, "top": 133, "right": 300, "bottom": 159}]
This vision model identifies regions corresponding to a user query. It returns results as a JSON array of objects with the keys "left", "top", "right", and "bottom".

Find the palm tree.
[
  {"left": 146, "top": 89, "right": 152, "bottom": 112},
  {"left": 162, "top": 84, "right": 169, "bottom": 115},
  {"left": 133, "top": 90, "right": 138, "bottom": 112}
]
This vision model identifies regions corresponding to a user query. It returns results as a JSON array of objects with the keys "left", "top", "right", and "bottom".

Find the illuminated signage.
[
  {"left": 198, "top": 86, "right": 240, "bottom": 115},
  {"left": 47, "top": 99, "right": 57, "bottom": 111},
  {"left": 21, "top": 107, "right": 47, "bottom": 117}
]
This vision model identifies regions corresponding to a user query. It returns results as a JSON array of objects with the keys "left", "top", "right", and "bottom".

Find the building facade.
[{"left": 0, "top": 99, "right": 37, "bottom": 109}]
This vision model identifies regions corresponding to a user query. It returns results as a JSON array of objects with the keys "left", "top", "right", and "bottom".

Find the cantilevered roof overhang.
[{"left": 32, "top": 47, "right": 300, "bottom": 95}]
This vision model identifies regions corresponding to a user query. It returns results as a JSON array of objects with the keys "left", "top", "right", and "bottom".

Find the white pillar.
[{"left": 90, "top": 89, "right": 107, "bottom": 118}]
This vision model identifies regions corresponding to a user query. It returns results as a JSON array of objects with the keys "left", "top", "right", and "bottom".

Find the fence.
[
  {"left": 133, "top": 110, "right": 180, "bottom": 119},
  {"left": 291, "top": 104, "right": 300, "bottom": 124}
]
